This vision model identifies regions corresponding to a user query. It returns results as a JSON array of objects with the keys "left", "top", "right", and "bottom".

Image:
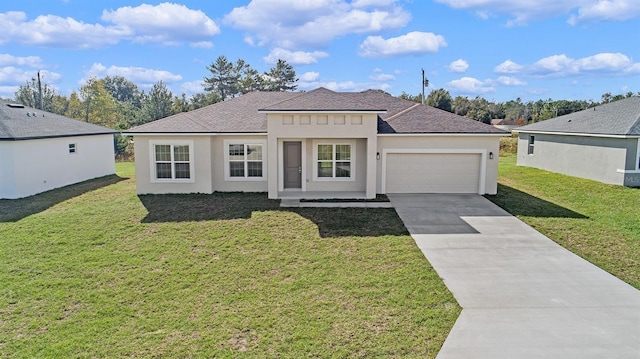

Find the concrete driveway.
[{"left": 388, "top": 194, "right": 640, "bottom": 359}]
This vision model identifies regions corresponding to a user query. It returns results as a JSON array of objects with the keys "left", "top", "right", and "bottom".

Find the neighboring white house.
[
  {"left": 0, "top": 101, "right": 117, "bottom": 199},
  {"left": 124, "top": 88, "right": 508, "bottom": 199},
  {"left": 515, "top": 96, "right": 640, "bottom": 187}
]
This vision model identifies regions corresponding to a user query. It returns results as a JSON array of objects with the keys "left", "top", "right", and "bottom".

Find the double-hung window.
[
  {"left": 152, "top": 142, "right": 193, "bottom": 181},
  {"left": 315, "top": 142, "right": 354, "bottom": 180},
  {"left": 527, "top": 135, "right": 535, "bottom": 155},
  {"left": 224, "top": 140, "right": 266, "bottom": 180},
  {"left": 68, "top": 143, "right": 77, "bottom": 154}
]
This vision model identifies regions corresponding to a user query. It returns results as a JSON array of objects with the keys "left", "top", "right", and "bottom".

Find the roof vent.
[
  {"left": 6, "top": 103, "right": 25, "bottom": 108},
  {"left": 33, "top": 112, "right": 37, "bottom": 116},
  {"left": 26, "top": 112, "right": 31, "bottom": 117}
]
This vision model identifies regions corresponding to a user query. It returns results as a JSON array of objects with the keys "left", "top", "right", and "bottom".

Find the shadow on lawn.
[
  {"left": 486, "top": 184, "right": 588, "bottom": 219},
  {"left": 139, "top": 192, "right": 409, "bottom": 238},
  {"left": 0, "top": 175, "right": 127, "bottom": 222}
]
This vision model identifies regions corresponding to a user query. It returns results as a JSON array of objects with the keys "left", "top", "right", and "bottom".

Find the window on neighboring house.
[
  {"left": 527, "top": 135, "right": 535, "bottom": 155},
  {"left": 153, "top": 143, "right": 192, "bottom": 180},
  {"left": 316, "top": 143, "right": 352, "bottom": 179},
  {"left": 228, "top": 143, "right": 263, "bottom": 178},
  {"left": 69, "top": 143, "right": 77, "bottom": 154}
]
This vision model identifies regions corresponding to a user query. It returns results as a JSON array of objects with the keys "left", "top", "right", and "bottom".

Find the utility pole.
[
  {"left": 421, "top": 68, "right": 429, "bottom": 105},
  {"left": 37, "top": 71, "right": 43, "bottom": 110}
]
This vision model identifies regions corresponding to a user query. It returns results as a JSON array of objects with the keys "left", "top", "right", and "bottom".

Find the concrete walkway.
[{"left": 388, "top": 194, "right": 640, "bottom": 359}]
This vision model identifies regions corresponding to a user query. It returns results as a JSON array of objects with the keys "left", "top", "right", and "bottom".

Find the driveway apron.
[{"left": 388, "top": 194, "right": 640, "bottom": 359}]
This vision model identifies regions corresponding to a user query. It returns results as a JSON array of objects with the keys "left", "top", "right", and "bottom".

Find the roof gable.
[
  {"left": 518, "top": 97, "right": 640, "bottom": 136},
  {"left": 0, "top": 101, "right": 117, "bottom": 140}
]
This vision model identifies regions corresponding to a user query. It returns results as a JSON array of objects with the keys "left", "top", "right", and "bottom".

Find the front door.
[{"left": 283, "top": 141, "right": 302, "bottom": 189}]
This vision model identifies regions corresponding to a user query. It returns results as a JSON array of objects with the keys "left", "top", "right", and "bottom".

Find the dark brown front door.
[{"left": 283, "top": 141, "right": 302, "bottom": 189}]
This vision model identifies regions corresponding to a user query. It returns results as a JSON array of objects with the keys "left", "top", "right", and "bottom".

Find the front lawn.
[
  {"left": 488, "top": 155, "right": 640, "bottom": 289},
  {"left": 0, "top": 163, "right": 459, "bottom": 358}
]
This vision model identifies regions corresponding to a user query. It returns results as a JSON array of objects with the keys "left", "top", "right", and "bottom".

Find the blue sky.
[{"left": 1, "top": 0, "right": 639, "bottom": 102}]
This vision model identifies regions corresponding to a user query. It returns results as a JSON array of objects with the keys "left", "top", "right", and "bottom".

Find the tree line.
[
  {"left": 10, "top": 56, "right": 298, "bottom": 158},
  {"left": 402, "top": 88, "right": 640, "bottom": 124}
]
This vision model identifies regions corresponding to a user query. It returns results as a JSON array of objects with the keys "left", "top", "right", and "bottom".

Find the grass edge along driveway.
[
  {"left": 487, "top": 154, "right": 640, "bottom": 290},
  {"left": 0, "top": 162, "right": 460, "bottom": 358}
]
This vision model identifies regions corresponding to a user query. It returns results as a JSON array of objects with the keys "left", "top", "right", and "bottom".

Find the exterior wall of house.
[
  {"left": 211, "top": 135, "right": 269, "bottom": 192},
  {"left": 0, "top": 134, "right": 115, "bottom": 199},
  {"left": 516, "top": 133, "right": 633, "bottom": 186},
  {"left": 266, "top": 113, "right": 378, "bottom": 198},
  {"left": 133, "top": 135, "right": 213, "bottom": 194},
  {"left": 377, "top": 135, "right": 501, "bottom": 195}
]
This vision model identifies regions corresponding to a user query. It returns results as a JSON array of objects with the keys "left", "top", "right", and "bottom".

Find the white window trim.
[
  {"left": 616, "top": 139, "right": 640, "bottom": 174},
  {"left": 149, "top": 140, "right": 195, "bottom": 183},
  {"left": 312, "top": 139, "right": 356, "bottom": 181},
  {"left": 223, "top": 139, "right": 267, "bottom": 181}
]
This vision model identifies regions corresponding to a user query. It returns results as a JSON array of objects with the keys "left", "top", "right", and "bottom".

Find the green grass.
[
  {"left": 0, "top": 163, "right": 459, "bottom": 358},
  {"left": 487, "top": 154, "right": 640, "bottom": 289}
]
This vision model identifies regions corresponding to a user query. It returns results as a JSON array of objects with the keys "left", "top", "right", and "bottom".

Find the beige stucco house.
[{"left": 125, "top": 88, "right": 507, "bottom": 199}]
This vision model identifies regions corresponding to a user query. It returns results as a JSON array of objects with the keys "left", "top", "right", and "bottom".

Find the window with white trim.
[
  {"left": 527, "top": 135, "right": 535, "bottom": 155},
  {"left": 637, "top": 139, "right": 640, "bottom": 170},
  {"left": 152, "top": 143, "right": 193, "bottom": 181},
  {"left": 69, "top": 143, "right": 77, "bottom": 154},
  {"left": 225, "top": 141, "right": 265, "bottom": 180},
  {"left": 315, "top": 142, "right": 354, "bottom": 180}
]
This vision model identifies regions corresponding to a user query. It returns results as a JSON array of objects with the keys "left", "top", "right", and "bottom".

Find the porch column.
[{"left": 366, "top": 136, "right": 377, "bottom": 199}]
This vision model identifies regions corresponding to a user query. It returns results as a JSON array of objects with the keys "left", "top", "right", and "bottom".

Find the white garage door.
[{"left": 385, "top": 153, "right": 482, "bottom": 193}]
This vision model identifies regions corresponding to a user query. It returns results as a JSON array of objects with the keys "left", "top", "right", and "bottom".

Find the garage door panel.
[{"left": 386, "top": 153, "right": 481, "bottom": 193}]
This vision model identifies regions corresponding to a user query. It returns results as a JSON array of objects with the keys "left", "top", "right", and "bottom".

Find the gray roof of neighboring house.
[
  {"left": 126, "top": 88, "right": 505, "bottom": 135},
  {"left": 0, "top": 101, "right": 117, "bottom": 140},
  {"left": 517, "top": 96, "right": 640, "bottom": 136}
]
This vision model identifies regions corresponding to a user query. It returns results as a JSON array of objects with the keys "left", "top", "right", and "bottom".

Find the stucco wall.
[
  {"left": 133, "top": 135, "right": 213, "bottom": 195},
  {"left": 211, "top": 135, "right": 269, "bottom": 193},
  {"left": 377, "top": 135, "right": 501, "bottom": 195},
  {"left": 0, "top": 134, "right": 115, "bottom": 199},
  {"left": 516, "top": 133, "right": 631, "bottom": 186},
  {"left": 267, "top": 112, "right": 378, "bottom": 198}
]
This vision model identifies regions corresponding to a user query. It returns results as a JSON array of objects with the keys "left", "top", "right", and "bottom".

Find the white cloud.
[
  {"left": 494, "top": 59, "right": 524, "bottom": 74},
  {"left": 225, "top": 0, "right": 411, "bottom": 48},
  {"left": 370, "top": 73, "right": 395, "bottom": 81},
  {"left": 568, "top": 0, "right": 640, "bottom": 25},
  {"left": 0, "top": 11, "right": 128, "bottom": 49},
  {"left": 85, "top": 63, "right": 182, "bottom": 85},
  {"left": 531, "top": 52, "right": 637, "bottom": 76},
  {"left": 495, "top": 76, "right": 527, "bottom": 86},
  {"left": 101, "top": 3, "right": 220, "bottom": 47},
  {"left": 300, "top": 72, "right": 320, "bottom": 82},
  {"left": 264, "top": 48, "right": 329, "bottom": 65},
  {"left": 448, "top": 59, "right": 469, "bottom": 73},
  {"left": 359, "top": 31, "right": 447, "bottom": 57},
  {"left": 434, "top": 0, "right": 640, "bottom": 25},
  {"left": 447, "top": 77, "right": 495, "bottom": 94},
  {"left": 0, "top": 3, "right": 220, "bottom": 49},
  {"left": 180, "top": 80, "right": 205, "bottom": 95},
  {"left": 0, "top": 54, "right": 44, "bottom": 68}
]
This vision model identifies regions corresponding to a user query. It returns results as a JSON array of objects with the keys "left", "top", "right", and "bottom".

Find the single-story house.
[
  {"left": 0, "top": 101, "right": 117, "bottom": 199},
  {"left": 515, "top": 96, "right": 640, "bottom": 187},
  {"left": 124, "top": 88, "right": 507, "bottom": 199}
]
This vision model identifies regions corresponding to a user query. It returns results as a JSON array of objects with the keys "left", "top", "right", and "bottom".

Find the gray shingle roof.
[
  {"left": 127, "top": 92, "right": 298, "bottom": 133},
  {"left": 0, "top": 101, "right": 117, "bottom": 140},
  {"left": 260, "top": 87, "right": 386, "bottom": 112},
  {"left": 517, "top": 96, "right": 640, "bottom": 136},
  {"left": 126, "top": 88, "right": 504, "bottom": 135}
]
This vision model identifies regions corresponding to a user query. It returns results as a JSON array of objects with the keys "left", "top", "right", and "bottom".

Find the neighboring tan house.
[
  {"left": 491, "top": 119, "right": 520, "bottom": 132},
  {"left": 515, "top": 96, "right": 640, "bottom": 187},
  {"left": 124, "top": 88, "right": 507, "bottom": 199},
  {"left": 0, "top": 101, "right": 117, "bottom": 199}
]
